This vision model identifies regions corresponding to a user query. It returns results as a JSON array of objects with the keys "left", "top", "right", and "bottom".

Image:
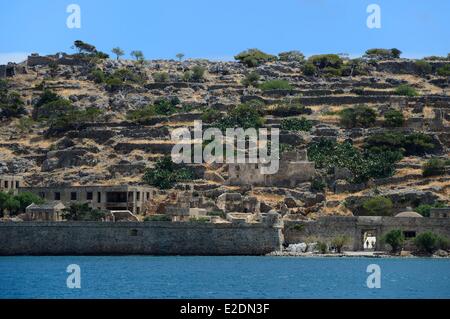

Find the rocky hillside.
[{"left": 0, "top": 50, "right": 449, "bottom": 218}]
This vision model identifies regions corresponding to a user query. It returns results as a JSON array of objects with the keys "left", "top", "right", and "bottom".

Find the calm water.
[{"left": 0, "top": 256, "right": 449, "bottom": 299}]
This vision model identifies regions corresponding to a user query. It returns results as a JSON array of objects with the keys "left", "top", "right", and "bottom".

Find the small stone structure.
[
  {"left": 25, "top": 201, "right": 65, "bottom": 222},
  {"left": 227, "top": 150, "right": 315, "bottom": 187},
  {"left": 20, "top": 185, "right": 156, "bottom": 215}
]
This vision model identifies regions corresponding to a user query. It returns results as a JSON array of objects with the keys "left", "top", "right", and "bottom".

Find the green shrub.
[
  {"left": 201, "top": 108, "right": 222, "bottom": 123},
  {"left": 191, "top": 66, "right": 206, "bottom": 82},
  {"left": 126, "top": 105, "right": 156, "bottom": 122},
  {"left": 153, "top": 72, "right": 170, "bottom": 83},
  {"left": 339, "top": 106, "right": 377, "bottom": 128},
  {"left": 234, "top": 49, "right": 277, "bottom": 67},
  {"left": 0, "top": 85, "right": 26, "bottom": 118},
  {"left": 16, "top": 117, "right": 35, "bottom": 133},
  {"left": 331, "top": 235, "right": 350, "bottom": 253},
  {"left": 364, "top": 132, "right": 436, "bottom": 156},
  {"left": 422, "top": 158, "right": 446, "bottom": 177},
  {"left": 310, "top": 177, "right": 326, "bottom": 192},
  {"left": 362, "top": 196, "right": 393, "bottom": 216},
  {"left": 105, "top": 77, "right": 125, "bottom": 92},
  {"left": 414, "top": 231, "right": 448, "bottom": 254},
  {"left": 322, "top": 66, "right": 342, "bottom": 77},
  {"left": 414, "top": 60, "right": 432, "bottom": 75},
  {"left": 395, "top": 84, "right": 418, "bottom": 97},
  {"left": 189, "top": 217, "right": 210, "bottom": 223},
  {"left": 341, "top": 59, "right": 370, "bottom": 76},
  {"left": 382, "top": 229, "right": 405, "bottom": 253},
  {"left": 258, "top": 79, "right": 293, "bottom": 91},
  {"left": 35, "top": 89, "right": 60, "bottom": 109},
  {"left": 62, "top": 203, "right": 106, "bottom": 221},
  {"left": 364, "top": 48, "right": 401, "bottom": 59},
  {"left": 89, "top": 68, "right": 106, "bottom": 83},
  {"left": 308, "top": 139, "right": 399, "bottom": 183},
  {"left": 280, "top": 117, "right": 313, "bottom": 131},
  {"left": 317, "top": 242, "right": 328, "bottom": 254},
  {"left": 308, "top": 54, "right": 343, "bottom": 69},
  {"left": 154, "top": 98, "right": 177, "bottom": 115},
  {"left": 278, "top": 50, "right": 304, "bottom": 62},
  {"left": 384, "top": 109, "right": 404, "bottom": 127},
  {"left": 142, "top": 156, "right": 194, "bottom": 189},
  {"left": 241, "top": 71, "right": 260, "bottom": 87},
  {"left": 214, "top": 103, "right": 264, "bottom": 130},
  {"left": 302, "top": 63, "right": 316, "bottom": 76},
  {"left": 144, "top": 215, "right": 171, "bottom": 222},
  {"left": 414, "top": 202, "right": 445, "bottom": 217},
  {"left": 436, "top": 64, "right": 450, "bottom": 76}
]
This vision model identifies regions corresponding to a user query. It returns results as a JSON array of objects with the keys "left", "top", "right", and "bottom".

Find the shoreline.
[{"left": 267, "top": 251, "right": 450, "bottom": 258}]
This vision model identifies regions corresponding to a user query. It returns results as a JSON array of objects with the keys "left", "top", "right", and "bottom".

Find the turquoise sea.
[{"left": 0, "top": 256, "right": 449, "bottom": 299}]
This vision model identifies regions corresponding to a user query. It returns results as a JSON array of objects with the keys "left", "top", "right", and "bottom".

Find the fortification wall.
[
  {"left": 285, "top": 216, "right": 450, "bottom": 250},
  {"left": 0, "top": 221, "right": 283, "bottom": 256}
]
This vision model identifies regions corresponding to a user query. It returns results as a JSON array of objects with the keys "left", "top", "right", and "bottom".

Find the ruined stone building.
[
  {"left": 20, "top": 185, "right": 156, "bottom": 215},
  {"left": 227, "top": 150, "right": 316, "bottom": 187},
  {"left": 0, "top": 175, "right": 24, "bottom": 194},
  {"left": 25, "top": 201, "right": 65, "bottom": 222}
]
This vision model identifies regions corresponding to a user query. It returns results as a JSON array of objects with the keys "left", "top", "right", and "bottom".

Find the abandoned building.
[
  {"left": 26, "top": 53, "right": 85, "bottom": 67},
  {"left": 227, "top": 150, "right": 316, "bottom": 187},
  {"left": 0, "top": 175, "right": 24, "bottom": 194},
  {"left": 25, "top": 201, "right": 65, "bottom": 222},
  {"left": 429, "top": 207, "right": 450, "bottom": 218},
  {"left": 19, "top": 185, "right": 156, "bottom": 215},
  {"left": 0, "top": 63, "right": 27, "bottom": 78}
]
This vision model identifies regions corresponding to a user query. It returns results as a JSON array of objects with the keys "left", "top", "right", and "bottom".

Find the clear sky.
[{"left": 0, "top": 0, "right": 449, "bottom": 64}]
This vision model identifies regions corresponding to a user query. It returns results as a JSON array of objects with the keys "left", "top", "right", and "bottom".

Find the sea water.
[{"left": 0, "top": 256, "right": 449, "bottom": 299}]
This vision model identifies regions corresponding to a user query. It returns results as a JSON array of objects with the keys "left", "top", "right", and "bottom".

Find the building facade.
[
  {"left": 227, "top": 150, "right": 316, "bottom": 187},
  {"left": 19, "top": 185, "right": 156, "bottom": 215},
  {"left": 0, "top": 175, "right": 24, "bottom": 194}
]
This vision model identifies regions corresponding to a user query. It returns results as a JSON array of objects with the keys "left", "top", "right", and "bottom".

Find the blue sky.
[{"left": 0, "top": 0, "right": 449, "bottom": 64}]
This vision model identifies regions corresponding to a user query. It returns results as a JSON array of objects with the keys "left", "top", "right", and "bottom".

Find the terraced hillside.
[{"left": 0, "top": 50, "right": 449, "bottom": 219}]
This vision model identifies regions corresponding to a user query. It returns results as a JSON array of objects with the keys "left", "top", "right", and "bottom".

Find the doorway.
[{"left": 362, "top": 230, "right": 377, "bottom": 250}]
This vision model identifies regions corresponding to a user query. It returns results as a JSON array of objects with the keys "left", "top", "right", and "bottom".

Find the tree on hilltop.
[{"left": 112, "top": 47, "right": 125, "bottom": 60}]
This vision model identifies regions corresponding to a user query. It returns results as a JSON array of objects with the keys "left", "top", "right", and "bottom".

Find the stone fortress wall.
[
  {"left": 1, "top": 215, "right": 449, "bottom": 255},
  {"left": 0, "top": 214, "right": 283, "bottom": 256},
  {"left": 285, "top": 216, "right": 450, "bottom": 251}
]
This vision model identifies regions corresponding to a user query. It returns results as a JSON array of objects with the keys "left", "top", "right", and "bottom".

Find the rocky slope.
[{"left": 1, "top": 54, "right": 449, "bottom": 218}]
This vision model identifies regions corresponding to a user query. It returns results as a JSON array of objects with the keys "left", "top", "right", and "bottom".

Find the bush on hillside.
[
  {"left": 395, "top": 84, "right": 418, "bottom": 97},
  {"left": 383, "top": 109, "right": 404, "bottom": 127},
  {"left": 422, "top": 158, "right": 446, "bottom": 177},
  {"left": 339, "top": 106, "right": 377, "bottom": 128},
  {"left": 362, "top": 196, "right": 393, "bottom": 216},
  {"left": 234, "top": 49, "right": 277, "bottom": 67},
  {"left": 280, "top": 117, "right": 313, "bottom": 132},
  {"left": 142, "top": 156, "right": 194, "bottom": 189}
]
